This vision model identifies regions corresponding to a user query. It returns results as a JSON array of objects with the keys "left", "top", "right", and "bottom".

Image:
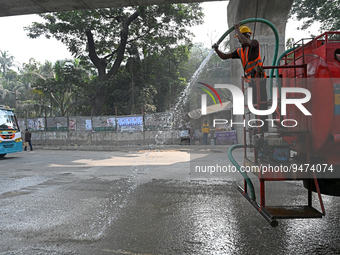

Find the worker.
[
  {"left": 212, "top": 22, "right": 268, "bottom": 132},
  {"left": 202, "top": 120, "right": 210, "bottom": 145}
]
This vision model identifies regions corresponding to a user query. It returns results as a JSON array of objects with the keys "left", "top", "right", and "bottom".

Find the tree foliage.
[
  {"left": 0, "top": 44, "right": 205, "bottom": 117},
  {"left": 24, "top": 5, "right": 203, "bottom": 114},
  {"left": 32, "top": 60, "right": 89, "bottom": 116},
  {"left": 0, "top": 50, "right": 16, "bottom": 78},
  {"left": 289, "top": 0, "right": 340, "bottom": 32},
  {"left": 104, "top": 45, "right": 191, "bottom": 115}
]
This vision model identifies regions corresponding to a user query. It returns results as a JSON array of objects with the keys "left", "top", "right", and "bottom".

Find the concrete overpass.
[{"left": 0, "top": 0, "right": 224, "bottom": 17}]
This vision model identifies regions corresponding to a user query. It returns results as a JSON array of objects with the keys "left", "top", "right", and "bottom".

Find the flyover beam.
[{"left": 0, "top": 0, "right": 224, "bottom": 17}]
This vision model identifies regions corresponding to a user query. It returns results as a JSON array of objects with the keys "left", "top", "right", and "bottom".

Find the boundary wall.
[{"left": 18, "top": 113, "right": 183, "bottom": 147}]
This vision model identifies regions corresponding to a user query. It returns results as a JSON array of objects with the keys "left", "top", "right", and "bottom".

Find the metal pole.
[
  {"left": 141, "top": 106, "right": 145, "bottom": 146},
  {"left": 115, "top": 107, "right": 118, "bottom": 146}
]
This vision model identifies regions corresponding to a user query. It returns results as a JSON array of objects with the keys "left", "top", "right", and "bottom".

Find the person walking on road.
[{"left": 24, "top": 129, "right": 33, "bottom": 151}]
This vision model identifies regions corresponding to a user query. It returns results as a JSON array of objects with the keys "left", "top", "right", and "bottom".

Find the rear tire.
[{"left": 0, "top": 154, "right": 6, "bottom": 158}]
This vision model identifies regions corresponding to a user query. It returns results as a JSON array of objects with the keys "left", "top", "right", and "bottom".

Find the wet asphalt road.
[{"left": 0, "top": 148, "right": 340, "bottom": 255}]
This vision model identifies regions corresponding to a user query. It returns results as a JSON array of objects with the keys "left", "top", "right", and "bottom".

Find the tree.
[
  {"left": 19, "top": 59, "right": 55, "bottom": 117},
  {"left": 0, "top": 50, "right": 16, "bottom": 77},
  {"left": 142, "top": 45, "right": 190, "bottom": 112},
  {"left": 104, "top": 45, "right": 191, "bottom": 115},
  {"left": 25, "top": 4, "right": 204, "bottom": 115},
  {"left": 289, "top": 0, "right": 340, "bottom": 32},
  {"left": 32, "top": 60, "right": 89, "bottom": 116},
  {"left": 0, "top": 83, "right": 9, "bottom": 101},
  {"left": 286, "top": 37, "right": 296, "bottom": 49}
]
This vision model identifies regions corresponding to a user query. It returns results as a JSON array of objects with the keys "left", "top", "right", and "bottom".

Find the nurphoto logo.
[{"left": 199, "top": 83, "right": 312, "bottom": 128}]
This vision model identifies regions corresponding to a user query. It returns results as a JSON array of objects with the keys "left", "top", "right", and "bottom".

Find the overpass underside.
[{"left": 0, "top": 0, "right": 223, "bottom": 17}]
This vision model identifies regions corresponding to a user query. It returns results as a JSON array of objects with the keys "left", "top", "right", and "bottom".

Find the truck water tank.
[{"left": 280, "top": 32, "right": 340, "bottom": 165}]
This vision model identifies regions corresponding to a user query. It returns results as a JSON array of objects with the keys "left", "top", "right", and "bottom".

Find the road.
[{"left": 0, "top": 148, "right": 340, "bottom": 254}]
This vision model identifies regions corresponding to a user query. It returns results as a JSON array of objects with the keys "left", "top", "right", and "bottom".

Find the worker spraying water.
[{"left": 212, "top": 22, "right": 268, "bottom": 132}]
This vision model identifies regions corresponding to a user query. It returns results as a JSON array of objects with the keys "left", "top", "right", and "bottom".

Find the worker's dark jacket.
[{"left": 25, "top": 132, "right": 32, "bottom": 142}]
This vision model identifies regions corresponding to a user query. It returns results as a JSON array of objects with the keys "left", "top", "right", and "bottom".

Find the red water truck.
[
  {"left": 235, "top": 31, "right": 340, "bottom": 227},
  {"left": 279, "top": 31, "right": 340, "bottom": 196}
]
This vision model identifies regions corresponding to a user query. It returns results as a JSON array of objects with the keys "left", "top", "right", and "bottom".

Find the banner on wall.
[
  {"left": 46, "top": 117, "right": 68, "bottom": 131},
  {"left": 92, "top": 116, "right": 116, "bottom": 131},
  {"left": 215, "top": 130, "right": 237, "bottom": 145},
  {"left": 144, "top": 113, "right": 171, "bottom": 130},
  {"left": 18, "top": 120, "right": 26, "bottom": 131},
  {"left": 85, "top": 119, "right": 92, "bottom": 130},
  {"left": 69, "top": 118, "right": 77, "bottom": 131},
  {"left": 117, "top": 116, "right": 143, "bottom": 132},
  {"left": 27, "top": 118, "right": 45, "bottom": 131},
  {"left": 107, "top": 118, "right": 116, "bottom": 126}
]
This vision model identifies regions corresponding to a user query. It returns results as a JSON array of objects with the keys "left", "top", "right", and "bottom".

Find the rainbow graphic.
[{"left": 196, "top": 82, "right": 222, "bottom": 106}]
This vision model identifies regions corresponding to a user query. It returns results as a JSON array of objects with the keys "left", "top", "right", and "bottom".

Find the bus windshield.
[{"left": 0, "top": 109, "right": 19, "bottom": 131}]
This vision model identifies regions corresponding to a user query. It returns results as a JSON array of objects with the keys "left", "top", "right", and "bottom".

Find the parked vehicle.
[{"left": 0, "top": 105, "right": 23, "bottom": 157}]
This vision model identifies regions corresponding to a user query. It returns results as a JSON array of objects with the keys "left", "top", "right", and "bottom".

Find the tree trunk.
[
  {"left": 85, "top": 11, "right": 140, "bottom": 115},
  {"left": 131, "top": 74, "right": 134, "bottom": 115},
  {"left": 92, "top": 88, "right": 107, "bottom": 116}
]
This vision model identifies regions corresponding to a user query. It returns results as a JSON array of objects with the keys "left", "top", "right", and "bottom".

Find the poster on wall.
[
  {"left": 215, "top": 130, "right": 237, "bottom": 145},
  {"left": 46, "top": 117, "right": 68, "bottom": 131},
  {"left": 107, "top": 118, "right": 116, "bottom": 127},
  {"left": 85, "top": 119, "right": 92, "bottom": 130},
  {"left": 27, "top": 118, "right": 45, "bottom": 131},
  {"left": 69, "top": 118, "right": 77, "bottom": 131},
  {"left": 18, "top": 120, "right": 26, "bottom": 131},
  {"left": 117, "top": 116, "right": 143, "bottom": 132},
  {"left": 36, "top": 118, "right": 45, "bottom": 130},
  {"left": 92, "top": 116, "right": 116, "bottom": 131},
  {"left": 144, "top": 113, "right": 171, "bottom": 130}
]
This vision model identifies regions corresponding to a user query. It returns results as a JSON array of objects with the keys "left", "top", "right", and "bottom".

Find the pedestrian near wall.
[
  {"left": 24, "top": 129, "right": 33, "bottom": 151},
  {"left": 202, "top": 120, "right": 210, "bottom": 145},
  {"left": 189, "top": 125, "right": 195, "bottom": 145}
]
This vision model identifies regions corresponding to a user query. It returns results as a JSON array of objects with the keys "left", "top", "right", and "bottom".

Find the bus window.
[{"left": 0, "top": 110, "right": 19, "bottom": 131}]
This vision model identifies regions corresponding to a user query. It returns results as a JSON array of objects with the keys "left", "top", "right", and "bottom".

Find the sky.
[{"left": 0, "top": 1, "right": 320, "bottom": 67}]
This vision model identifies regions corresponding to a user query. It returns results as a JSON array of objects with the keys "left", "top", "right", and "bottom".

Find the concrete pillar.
[{"left": 226, "top": 0, "right": 294, "bottom": 143}]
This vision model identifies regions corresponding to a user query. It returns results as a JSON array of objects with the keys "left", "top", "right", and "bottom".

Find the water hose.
[
  {"left": 275, "top": 46, "right": 298, "bottom": 98},
  {"left": 228, "top": 144, "right": 256, "bottom": 201}
]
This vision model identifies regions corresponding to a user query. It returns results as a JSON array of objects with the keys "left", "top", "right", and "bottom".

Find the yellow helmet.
[{"left": 235, "top": 25, "right": 252, "bottom": 37}]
